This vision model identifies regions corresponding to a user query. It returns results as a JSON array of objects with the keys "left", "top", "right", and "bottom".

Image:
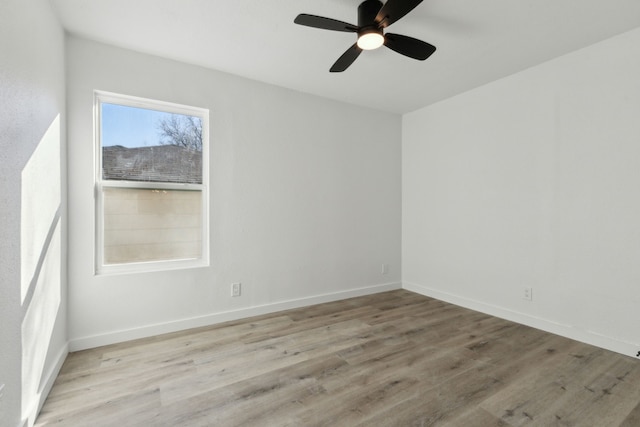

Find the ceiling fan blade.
[
  {"left": 375, "top": 0, "right": 423, "bottom": 28},
  {"left": 294, "top": 14, "right": 358, "bottom": 32},
  {"left": 384, "top": 33, "right": 436, "bottom": 60},
  {"left": 330, "top": 43, "right": 363, "bottom": 72}
]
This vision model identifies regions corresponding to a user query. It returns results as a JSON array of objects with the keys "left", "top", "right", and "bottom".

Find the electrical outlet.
[
  {"left": 381, "top": 264, "right": 389, "bottom": 275},
  {"left": 231, "top": 283, "right": 241, "bottom": 297},
  {"left": 523, "top": 287, "right": 533, "bottom": 301}
]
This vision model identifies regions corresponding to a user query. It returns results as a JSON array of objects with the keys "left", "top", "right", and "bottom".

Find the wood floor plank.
[
  {"left": 35, "top": 290, "right": 640, "bottom": 426},
  {"left": 620, "top": 401, "right": 640, "bottom": 427},
  {"left": 447, "top": 406, "right": 511, "bottom": 427},
  {"left": 480, "top": 344, "right": 640, "bottom": 426}
]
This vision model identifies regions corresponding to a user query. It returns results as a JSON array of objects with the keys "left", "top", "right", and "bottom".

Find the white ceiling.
[{"left": 51, "top": 0, "right": 640, "bottom": 114}]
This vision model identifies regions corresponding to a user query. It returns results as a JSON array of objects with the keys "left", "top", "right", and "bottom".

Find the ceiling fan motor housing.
[{"left": 358, "top": 0, "right": 384, "bottom": 28}]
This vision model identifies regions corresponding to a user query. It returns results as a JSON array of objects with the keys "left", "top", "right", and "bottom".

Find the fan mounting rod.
[{"left": 358, "top": 0, "right": 383, "bottom": 27}]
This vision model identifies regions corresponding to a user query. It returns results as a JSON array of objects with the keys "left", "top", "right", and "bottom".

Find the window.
[{"left": 95, "top": 91, "right": 209, "bottom": 274}]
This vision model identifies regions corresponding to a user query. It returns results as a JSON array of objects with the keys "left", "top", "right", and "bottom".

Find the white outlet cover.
[{"left": 231, "top": 283, "right": 241, "bottom": 297}]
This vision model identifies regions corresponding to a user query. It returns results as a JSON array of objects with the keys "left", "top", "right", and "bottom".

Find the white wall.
[
  {"left": 66, "top": 37, "right": 402, "bottom": 350},
  {"left": 0, "top": 0, "right": 68, "bottom": 426},
  {"left": 403, "top": 27, "right": 640, "bottom": 357}
]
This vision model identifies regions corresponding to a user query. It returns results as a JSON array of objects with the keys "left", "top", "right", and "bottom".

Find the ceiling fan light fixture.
[
  {"left": 357, "top": 30, "right": 384, "bottom": 50},
  {"left": 294, "top": 0, "right": 435, "bottom": 72}
]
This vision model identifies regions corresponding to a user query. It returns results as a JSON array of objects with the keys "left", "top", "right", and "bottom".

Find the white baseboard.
[
  {"left": 38, "top": 342, "right": 69, "bottom": 413},
  {"left": 69, "top": 282, "right": 402, "bottom": 352},
  {"left": 403, "top": 281, "right": 639, "bottom": 359},
  {"left": 22, "top": 342, "right": 69, "bottom": 427}
]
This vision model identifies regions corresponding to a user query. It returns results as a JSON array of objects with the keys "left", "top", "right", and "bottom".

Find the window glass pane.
[
  {"left": 101, "top": 103, "right": 202, "bottom": 184},
  {"left": 103, "top": 187, "right": 202, "bottom": 265}
]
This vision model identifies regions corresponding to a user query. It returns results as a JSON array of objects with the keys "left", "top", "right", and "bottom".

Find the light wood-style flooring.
[{"left": 36, "top": 290, "right": 640, "bottom": 426}]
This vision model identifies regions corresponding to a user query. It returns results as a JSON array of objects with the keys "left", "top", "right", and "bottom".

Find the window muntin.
[{"left": 95, "top": 91, "right": 209, "bottom": 274}]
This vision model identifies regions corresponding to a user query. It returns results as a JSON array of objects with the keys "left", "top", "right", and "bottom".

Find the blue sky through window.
[{"left": 101, "top": 103, "right": 176, "bottom": 148}]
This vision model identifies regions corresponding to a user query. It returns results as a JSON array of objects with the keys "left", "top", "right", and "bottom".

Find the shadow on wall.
[{"left": 20, "top": 114, "right": 63, "bottom": 424}]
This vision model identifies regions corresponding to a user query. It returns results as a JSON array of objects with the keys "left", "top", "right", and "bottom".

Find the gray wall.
[
  {"left": 0, "top": 0, "right": 68, "bottom": 425},
  {"left": 403, "top": 27, "right": 640, "bottom": 357},
  {"left": 66, "top": 37, "right": 402, "bottom": 350}
]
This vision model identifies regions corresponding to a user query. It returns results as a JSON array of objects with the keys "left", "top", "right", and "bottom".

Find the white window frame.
[{"left": 94, "top": 90, "right": 210, "bottom": 275}]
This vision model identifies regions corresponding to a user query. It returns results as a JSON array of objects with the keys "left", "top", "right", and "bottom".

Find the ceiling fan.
[{"left": 294, "top": 0, "right": 436, "bottom": 72}]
